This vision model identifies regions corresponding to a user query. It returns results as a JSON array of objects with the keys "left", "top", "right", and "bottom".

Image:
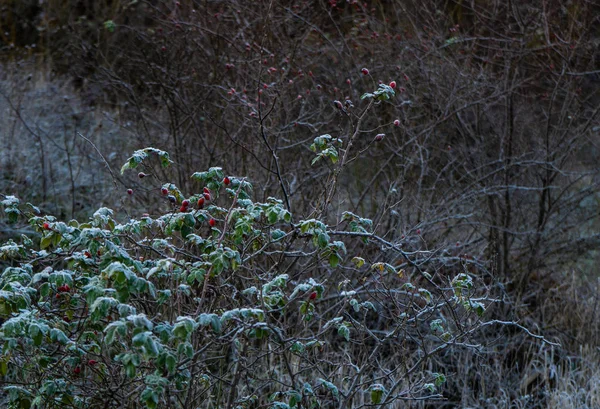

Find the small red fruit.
[
  {"left": 138, "top": 172, "right": 146, "bottom": 178},
  {"left": 87, "top": 359, "right": 98, "bottom": 366},
  {"left": 361, "top": 68, "right": 369, "bottom": 75},
  {"left": 394, "top": 119, "right": 400, "bottom": 127},
  {"left": 161, "top": 187, "right": 169, "bottom": 195},
  {"left": 43, "top": 222, "right": 50, "bottom": 230},
  {"left": 197, "top": 197, "right": 205, "bottom": 208},
  {"left": 209, "top": 218, "right": 216, "bottom": 227},
  {"left": 389, "top": 80, "right": 397, "bottom": 89},
  {"left": 161, "top": 46, "right": 167, "bottom": 52},
  {"left": 309, "top": 291, "right": 317, "bottom": 300},
  {"left": 182, "top": 199, "right": 190, "bottom": 207},
  {"left": 73, "top": 366, "right": 81, "bottom": 374},
  {"left": 223, "top": 177, "right": 231, "bottom": 185},
  {"left": 203, "top": 192, "right": 211, "bottom": 201},
  {"left": 346, "top": 78, "right": 351, "bottom": 85},
  {"left": 375, "top": 133, "right": 385, "bottom": 142},
  {"left": 127, "top": 189, "right": 133, "bottom": 195},
  {"left": 179, "top": 205, "right": 188, "bottom": 212},
  {"left": 84, "top": 251, "right": 92, "bottom": 258}
]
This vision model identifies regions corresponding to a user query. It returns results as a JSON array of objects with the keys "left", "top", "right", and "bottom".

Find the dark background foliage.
[{"left": 1, "top": 0, "right": 599, "bottom": 407}]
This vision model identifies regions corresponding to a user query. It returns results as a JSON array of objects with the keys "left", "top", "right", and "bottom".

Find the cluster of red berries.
[
  {"left": 180, "top": 199, "right": 191, "bottom": 213},
  {"left": 57, "top": 284, "right": 70, "bottom": 293}
]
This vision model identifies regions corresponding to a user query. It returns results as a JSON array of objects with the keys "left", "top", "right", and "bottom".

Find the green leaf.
[
  {"left": 433, "top": 372, "right": 446, "bottom": 387},
  {"left": 50, "top": 328, "right": 69, "bottom": 344},
  {"left": 317, "top": 378, "right": 339, "bottom": 399},
  {"left": 351, "top": 256, "right": 365, "bottom": 268},
  {"left": 28, "top": 324, "right": 42, "bottom": 346},
  {"left": 369, "top": 384, "right": 386, "bottom": 404},
  {"left": 140, "top": 388, "right": 159, "bottom": 409},
  {"left": 104, "top": 20, "right": 116, "bottom": 32},
  {"left": 165, "top": 353, "right": 177, "bottom": 374},
  {"left": 337, "top": 324, "right": 350, "bottom": 341}
]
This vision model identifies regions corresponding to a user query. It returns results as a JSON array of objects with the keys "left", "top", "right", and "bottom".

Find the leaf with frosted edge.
[
  {"left": 419, "top": 288, "right": 432, "bottom": 304},
  {"left": 369, "top": 384, "right": 386, "bottom": 404},
  {"left": 127, "top": 313, "right": 153, "bottom": 330},
  {"left": 90, "top": 297, "right": 118, "bottom": 320},
  {"left": 50, "top": 328, "right": 69, "bottom": 344},
  {"left": 271, "top": 403, "right": 291, "bottom": 409},
  {"left": 337, "top": 324, "right": 350, "bottom": 341},
  {"left": 1, "top": 195, "right": 20, "bottom": 207},
  {"left": 323, "top": 317, "right": 343, "bottom": 330},
  {"left": 352, "top": 256, "right": 365, "bottom": 268},
  {"left": 433, "top": 372, "right": 446, "bottom": 387},
  {"left": 104, "top": 321, "right": 127, "bottom": 344},
  {"left": 120, "top": 147, "right": 172, "bottom": 174},
  {"left": 430, "top": 319, "right": 444, "bottom": 334},
  {"left": 317, "top": 378, "right": 339, "bottom": 398}
]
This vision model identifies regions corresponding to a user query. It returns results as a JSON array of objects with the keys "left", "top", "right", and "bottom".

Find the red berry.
[
  {"left": 73, "top": 366, "right": 81, "bottom": 374},
  {"left": 389, "top": 80, "right": 397, "bottom": 89},
  {"left": 161, "top": 46, "right": 167, "bottom": 52},
  {"left": 43, "top": 222, "right": 50, "bottom": 230},
  {"left": 182, "top": 199, "right": 190, "bottom": 207},
  {"left": 161, "top": 187, "right": 169, "bottom": 195},
  {"left": 361, "top": 68, "right": 369, "bottom": 75},
  {"left": 203, "top": 187, "right": 210, "bottom": 194},
  {"left": 346, "top": 78, "right": 351, "bottom": 85},
  {"left": 84, "top": 251, "right": 92, "bottom": 258},
  {"left": 204, "top": 192, "right": 211, "bottom": 201},
  {"left": 223, "top": 177, "right": 231, "bottom": 185},
  {"left": 138, "top": 172, "right": 146, "bottom": 178},
  {"left": 197, "top": 197, "right": 205, "bottom": 208},
  {"left": 209, "top": 218, "right": 216, "bottom": 227},
  {"left": 179, "top": 205, "right": 188, "bottom": 212},
  {"left": 394, "top": 119, "right": 400, "bottom": 127},
  {"left": 416, "top": 229, "right": 421, "bottom": 234},
  {"left": 375, "top": 133, "right": 385, "bottom": 142},
  {"left": 87, "top": 359, "right": 98, "bottom": 366},
  {"left": 127, "top": 189, "right": 133, "bottom": 195},
  {"left": 309, "top": 291, "right": 317, "bottom": 300}
]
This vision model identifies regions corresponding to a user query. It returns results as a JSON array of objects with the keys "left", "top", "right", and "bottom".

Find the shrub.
[{"left": 0, "top": 139, "right": 540, "bottom": 408}]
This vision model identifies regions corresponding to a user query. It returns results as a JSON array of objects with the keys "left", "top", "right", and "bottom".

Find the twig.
[{"left": 76, "top": 132, "right": 119, "bottom": 189}]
